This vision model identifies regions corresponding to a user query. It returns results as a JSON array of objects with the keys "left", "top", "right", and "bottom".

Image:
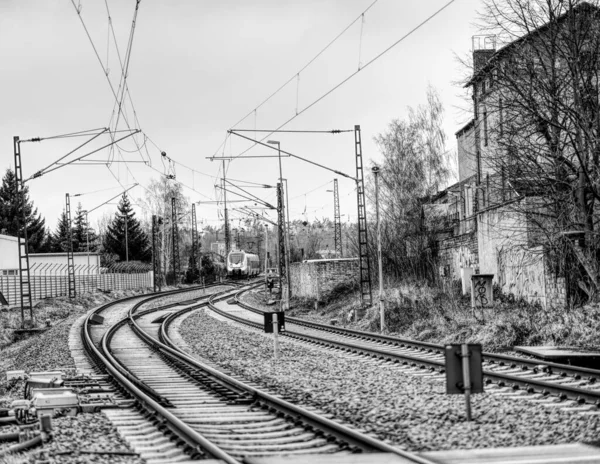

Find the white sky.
[{"left": 0, "top": 0, "right": 481, "bottom": 232}]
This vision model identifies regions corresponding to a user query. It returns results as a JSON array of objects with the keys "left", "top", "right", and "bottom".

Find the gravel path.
[{"left": 179, "top": 306, "right": 600, "bottom": 452}]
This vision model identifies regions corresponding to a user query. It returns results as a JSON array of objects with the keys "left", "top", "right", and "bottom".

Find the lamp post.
[
  {"left": 264, "top": 223, "right": 269, "bottom": 290},
  {"left": 267, "top": 140, "right": 291, "bottom": 311},
  {"left": 82, "top": 210, "right": 90, "bottom": 269},
  {"left": 372, "top": 165, "right": 384, "bottom": 332}
]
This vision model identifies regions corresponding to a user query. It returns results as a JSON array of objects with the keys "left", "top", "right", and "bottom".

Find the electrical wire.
[
  {"left": 225, "top": 0, "right": 456, "bottom": 161},
  {"left": 227, "top": 0, "right": 380, "bottom": 132}
]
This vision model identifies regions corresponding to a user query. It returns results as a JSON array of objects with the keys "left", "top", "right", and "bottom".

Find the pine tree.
[
  {"left": 104, "top": 194, "right": 150, "bottom": 262},
  {"left": 52, "top": 211, "right": 71, "bottom": 252},
  {"left": 73, "top": 203, "right": 98, "bottom": 253},
  {"left": 0, "top": 169, "right": 48, "bottom": 252}
]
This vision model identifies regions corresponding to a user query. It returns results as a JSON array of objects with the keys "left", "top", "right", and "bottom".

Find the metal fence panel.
[{"left": 0, "top": 272, "right": 152, "bottom": 305}]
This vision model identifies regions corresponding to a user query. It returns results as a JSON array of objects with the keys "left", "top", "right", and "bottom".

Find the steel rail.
[
  {"left": 82, "top": 284, "right": 241, "bottom": 463},
  {"left": 223, "top": 289, "right": 600, "bottom": 407},
  {"left": 283, "top": 312, "right": 600, "bottom": 380},
  {"left": 172, "top": 290, "right": 438, "bottom": 464},
  {"left": 236, "top": 295, "right": 599, "bottom": 377},
  {"left": 233, "top": 293, "right": 600, "bottom": 380}
]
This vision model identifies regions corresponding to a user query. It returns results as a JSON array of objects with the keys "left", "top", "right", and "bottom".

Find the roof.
[
  {"left": 0, "top": 234, "right": 18, "bottom": 243},
  {"left": 455, "top": 119, "right": 475, "bottom": 138},
  {"left": 466, "top": 2, "right": 599, "bottom": 86},
  {"left": 29, "top": 252, "right": 100, "bottom": 257}
]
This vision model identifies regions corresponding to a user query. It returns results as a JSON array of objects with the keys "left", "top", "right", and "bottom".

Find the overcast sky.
[{"left": 1, "top": 0, "right": 481, "bottom": 233}]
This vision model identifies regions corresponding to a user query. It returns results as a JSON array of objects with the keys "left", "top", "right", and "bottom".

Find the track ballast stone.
[{"left": 178, "top": 307, "right": 600, "bottom": 452}]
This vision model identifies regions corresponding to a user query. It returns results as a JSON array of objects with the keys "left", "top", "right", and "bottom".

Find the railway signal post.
[
  {"left": 264, "top": 311, "right": 285, "bottom": 360},
  {"left": 445, "top": 343, "right": 483, "bottom": 421}
]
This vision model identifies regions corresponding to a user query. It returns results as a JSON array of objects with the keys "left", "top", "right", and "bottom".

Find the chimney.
[{"left": 472, "top": 35, "right": 496, "bottom": 73}]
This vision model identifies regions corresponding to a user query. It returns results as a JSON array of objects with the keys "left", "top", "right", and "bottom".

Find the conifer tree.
[
  {"left": 73, "top": 203, "right": 98, "bottom": 253},
  {"left": 52, "top": 211, "right": 71, "bottom": 252},
  {"left": 0, "top": 169, "right": 48, "bottom": 252},
  {"left": 104, "top": 194, "right": 150, "bottom": 262}
]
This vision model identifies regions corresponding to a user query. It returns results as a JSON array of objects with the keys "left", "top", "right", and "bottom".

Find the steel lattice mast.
[
  {"left": 152, "top": 215, "right": 162, "bottom": 292},
  {"left": 333, "top": 178, "right": 342, "bottom": 257},
  {"left": 13, "top": 136, "right": 34, "bottom": 327},
  {"left": 222, "top": 160, "right": 230, "bottom": 257},
  {"left": 191, "top": 203, "right": 199, "bottom": 280},
  {"left": 171, "top": 197, "right": 181, "bottom": 284},
  {"left": 355, "top": 125, "right": 372, "bottom": 307},
  {"left": 65, "top": 193, "right": 76, "bottom": 298},
  {"left": 277, "top": 183, "right": 286, "bottom": 303}
]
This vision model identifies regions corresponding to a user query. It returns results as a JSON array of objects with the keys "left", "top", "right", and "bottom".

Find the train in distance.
[{"left": 227, "top": 250, "right": 260, "bottom": 279}]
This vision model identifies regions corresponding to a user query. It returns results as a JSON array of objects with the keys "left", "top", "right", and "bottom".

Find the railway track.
[
  {"left": 203, "top": 285, "right": 600, "bottom": 411},
  {"left": 80, "top": 282, "right": 433, "bottom": 464}
]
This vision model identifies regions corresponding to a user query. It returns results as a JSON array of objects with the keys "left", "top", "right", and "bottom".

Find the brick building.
[{"left": 427, "top": 5, "right": 600, "bottom": 307}]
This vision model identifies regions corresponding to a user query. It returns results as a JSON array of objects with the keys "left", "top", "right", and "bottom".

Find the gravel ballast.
[
  {"left": 178, "top": 306, "right": 600, "bottom": 452},
  {"left": 0, "top": 289, "right": 157, "bottom": 463}
]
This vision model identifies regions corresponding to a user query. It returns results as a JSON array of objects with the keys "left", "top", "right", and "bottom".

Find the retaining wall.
[{"left": 290, "top": 258, "right": 358, "bottom": 301}]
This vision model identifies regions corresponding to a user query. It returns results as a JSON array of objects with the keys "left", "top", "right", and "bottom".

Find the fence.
[{"left": 0, "top": 263, "right": 152, "bottom": 306}]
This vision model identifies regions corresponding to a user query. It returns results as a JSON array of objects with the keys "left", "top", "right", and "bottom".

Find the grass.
[
  {"left": 0, "top": 288, "right": 152, "bottom": 350},
  {"left": 289, "top": 279, "right": 600, "bottom": 351}
]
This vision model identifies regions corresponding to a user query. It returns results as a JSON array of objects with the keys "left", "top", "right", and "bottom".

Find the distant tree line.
[{"left": 0, "top": 169, "right": 150, "bottom": 264}]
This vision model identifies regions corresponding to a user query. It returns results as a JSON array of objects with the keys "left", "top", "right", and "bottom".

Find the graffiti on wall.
[{"left": 497, "top": 246, "right": 545, "bottom": 305}]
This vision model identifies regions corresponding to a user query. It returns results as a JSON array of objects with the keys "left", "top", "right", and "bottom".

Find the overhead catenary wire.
[
  {"left": 20, "top": 127, "right": 109, "bottom": 142},
  {"left": 23, "top": 129, "right": 141, "bottom": 183},
  {"left": 225, "top": 131, "right": 356, "bottom": 181},
  {"left": 225, "top": 0, "right": 456, "bottom": 161},
  {"left": 227, "top": 0, "right": 380, "bottom": 132}
]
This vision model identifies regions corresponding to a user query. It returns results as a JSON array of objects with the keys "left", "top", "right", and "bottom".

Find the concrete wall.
[
  {"left": 438, "top": 231, "right": 479, "bottom": 283},
  {"left": 30, "top": 253, "right": 101, "bottom": 274},
  {"left": 0, "top": 234, "right": 19, "bottom": 270},
  {"left": 477, "top": 205, "right": 526, "bottom": 280},
  {"left": 497, "top": 245, "right": 546, "bottom": 306},
  {"left": 456, "top": 121, "right": 477, "bottom": 182},
  {"left": 290, "top": 258, "right": 358, "bottom": 301}
]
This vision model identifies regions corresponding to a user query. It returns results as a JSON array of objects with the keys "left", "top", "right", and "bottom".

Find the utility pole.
[
  {"left": 14, "top": 136, "right": 34, "bottom": 328},
  {"left": 65, "top": 193, "right": 76, "bottom": 299},
  {"left": 125, "top": 212, "right": 129, "bottom": 263},
  {"left": 171, "top": 197, "right": 180, "bottom": 285},
  {"left": 191, "top": 203, "right": 198, "bottom": 281},
  {"left": 85, "top": 211, "right": 90, "bottom": 269},
  {"left": 264, "top": 224, "right": 269, "bottom": 287},
  {"left": 222, "top": 160, "right": 230, "bottom": 257},
  {"left": 276, "top": 183, "right": 286, "bottom": 310},
  {"left": 284, "top": 179, "right": 291, "bottom": 303},
  {"left": 355, "top": 125, "right": 373, "bottom": 308},
  {"left": 372, "top": 165, "right": 384, "bottom": 332},
  {"left": 333, "top": 178, "right": 342, "bottom": 257},
  {"left": 152, "top": 215, "right": 162, "bottom": 292}
]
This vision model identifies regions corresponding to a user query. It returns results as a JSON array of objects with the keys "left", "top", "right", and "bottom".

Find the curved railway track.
[
  {"left": 80, "top": 282, "right": 433, "bottom": 464},
  {"left": 203, "top": 285, "right": 600, "bottom": 410}
]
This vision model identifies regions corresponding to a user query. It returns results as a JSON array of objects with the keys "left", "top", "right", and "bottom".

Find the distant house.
[
  {"left": 0, "top": 233, "right": 101, "bottom": 276},
  {"left": 425, "top": 6, "right": 600, "bottom": 307}
]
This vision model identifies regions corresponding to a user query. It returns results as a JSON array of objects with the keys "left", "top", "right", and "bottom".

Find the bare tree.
[
  {"left": 139, "top": 178, "right": 190, "bottom": 282},
  {"left": 370, "top": 85, "right": 451, "bottom": 281},
  {"left": 472, "top": 0, "right": 600, "bottom": 301}
]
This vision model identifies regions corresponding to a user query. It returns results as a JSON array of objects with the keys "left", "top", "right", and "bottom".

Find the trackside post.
[
  {"left": 445, "top": 343, "right": 483, "bottom": 421},
  {"left": 264, "top": 311, "right": 285, "bottom": 360}
]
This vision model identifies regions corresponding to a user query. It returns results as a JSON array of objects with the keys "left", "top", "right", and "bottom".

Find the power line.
[
  {"left": 225, "top": 0, "right": 456, "bottom": 161},
  {"left": 228, "top": 0, "right": 380, "bottom": 131}
]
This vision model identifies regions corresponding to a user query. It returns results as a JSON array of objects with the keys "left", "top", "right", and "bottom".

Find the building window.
[
  {"left": 483, "top": 111, "right": 488, "bottom": 146},
  {"left": 1, "top": 269, "right": 19, "bottom": 276}
]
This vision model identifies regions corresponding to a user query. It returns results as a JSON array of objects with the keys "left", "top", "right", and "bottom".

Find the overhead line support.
[
  {"left": 354, "top": 125, "right": 372, "bottom": 308},
  {"left": 224, "top": 130, "right": 357, "bottom": 181},
  {"left": 65, "top": 193, "right": 76, "bottom": 298},
  {"left": 13, "top": 136, "right": 34, "bottom": 328}
]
